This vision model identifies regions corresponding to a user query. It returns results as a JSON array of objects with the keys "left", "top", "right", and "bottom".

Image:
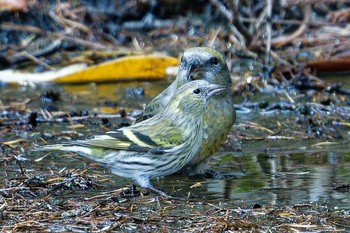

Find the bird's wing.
[{"left": 73, "top": 124, "right": 184, "bottom": 154}]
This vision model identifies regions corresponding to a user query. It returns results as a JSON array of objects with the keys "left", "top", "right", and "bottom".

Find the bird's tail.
[
  {"left": 34, "top": 144, "right": 69, "bottom": 151},
  {"left": 34, "top": 144, "right": 99, "bottom": 161},
  {"left": 33, "top": 144, "right": 65, "bottom": 151}
]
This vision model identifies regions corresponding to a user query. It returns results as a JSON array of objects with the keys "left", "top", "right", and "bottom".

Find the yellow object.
[
  {"left": 54, "top": 54, "right": 179, "bottom": 83},
  {"left": 0, "top": 54, "right": 178, "bottom": 84}
]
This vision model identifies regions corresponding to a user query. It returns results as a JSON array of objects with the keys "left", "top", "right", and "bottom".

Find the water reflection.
[{"left": 202, "top": 149, "right": 350, "bottom": 205}]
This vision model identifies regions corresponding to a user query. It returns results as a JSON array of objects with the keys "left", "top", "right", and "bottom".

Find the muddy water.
[{"left": 1, "top": 76, "right": 350, "bottom": 206}]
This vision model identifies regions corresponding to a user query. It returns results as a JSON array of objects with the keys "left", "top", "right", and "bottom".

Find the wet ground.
[{"left": 1, "top": 76, "right": 350, "bottom": 231}]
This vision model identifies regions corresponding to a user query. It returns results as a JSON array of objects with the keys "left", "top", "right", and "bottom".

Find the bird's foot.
[
  {"left": 136, "top": 176, "right": 182, "bottom": 199},
  {"left": 148, "top": 186, "right": 175, "bottom": 199},
  {"left": 148, "top": 185, "right": 191, "bottom": 201}
]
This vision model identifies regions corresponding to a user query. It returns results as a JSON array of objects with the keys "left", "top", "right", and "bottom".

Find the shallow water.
[{"left": 1, "top": 76, "right": 350, "bottom": 206}]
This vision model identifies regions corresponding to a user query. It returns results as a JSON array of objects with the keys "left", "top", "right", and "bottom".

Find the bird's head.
[
  {"left": 165, "top": 80, "right": 227, "bottom": 118},
  {"left": 176, "top": 47, "right": 232, "bottom": 88}
]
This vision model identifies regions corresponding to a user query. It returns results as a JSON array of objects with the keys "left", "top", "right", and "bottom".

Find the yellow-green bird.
[
  {"left": 36, "top": 80, "right": 227, "bottom": 198},
  {"left": 138, "top": 47, "right": 236, "bottom": 175}
]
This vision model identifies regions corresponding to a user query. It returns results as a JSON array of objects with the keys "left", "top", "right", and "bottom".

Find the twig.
[
  {"left": 10, "top": 39, "right": 62, "bottom": 65},
  {"left": 122, "top": 18, "right": 185, "bottom": 30},
  {"left": 55, "top": 33, "right": 108, "bottom": 50},
  {"left": 248, "top": 6, "right": 267, "bottom": 48},
  {"left": 227, "top": 0, "right": 252, "bottom": 44},
  {"left": 35, "top": 114, "right": 136, "bottom": 123},
  {"left": 0, "top": 187, "right": 30, "bottom": 192},
  {"left": 240, "top": 18, "right": 335, "bottom": 27},
  {"left": 12, "top": 52, "right": 55, "bottom": 70},
  {"left": 283, "top": 90, "right": 295, "bottom": 104},
  {"left": 272, "top": 3, "right": 312, "bottom": 48},
  {"left": 48, "top": 10, "right": 91, "bottom": 34},
  {"left": 0, "top": 23, "right": 44, "bottom": 34},
  {"left": 208, "top": 27, "right": 222, "bottom": 48},
  {"left": 210, "top": 0, "right": 247, "bottom": 47},
  {"left": 265, "top": 0, "right": 272, "bottom": 65},
  {"left": 269, "top": 50, "right": 293, "bottom": 66}
]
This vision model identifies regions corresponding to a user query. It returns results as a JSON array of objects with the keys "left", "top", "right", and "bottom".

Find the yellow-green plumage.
[
  {"left": 138, "top": 47, "right": 236, "bottom": 174},
  {"left": 36, "top": 80, "right": 227, "bottom": 198}
]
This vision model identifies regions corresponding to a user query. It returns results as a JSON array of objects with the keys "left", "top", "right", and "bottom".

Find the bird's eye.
[
  {"left": 210, "top": 57, "right": 219, "bottom": 66},
  {"left": 193, "top": 88, "right": 201, "bottom": 94}
]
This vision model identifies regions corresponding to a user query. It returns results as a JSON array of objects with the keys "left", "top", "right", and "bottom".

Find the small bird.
[
  {"left": 138, "top": 47, "right": 236, "bottom": 175},
  {"left": 36, "top": 80, "right": 227, "bottom": 198}
]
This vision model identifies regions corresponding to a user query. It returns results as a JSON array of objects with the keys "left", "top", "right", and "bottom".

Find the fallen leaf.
[
  {"left": 0, "top": 63, "right": 87, "bottom": 83},
  {"left": 54, "top": 54, "right": 179, "bottom": 83},
  {"left": 0, "top": 54, "right": 179, "bottom": 84}
]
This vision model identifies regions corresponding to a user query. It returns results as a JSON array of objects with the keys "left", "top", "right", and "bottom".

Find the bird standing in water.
[
  {"left": 138, "top": 47, "right": 236, "bottom": 175},
  {"left": 36, "top": 80, "right": 227, "bottom": 198}
]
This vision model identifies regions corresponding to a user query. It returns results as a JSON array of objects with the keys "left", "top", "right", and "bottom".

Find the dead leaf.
[
  {"left": 54, "top": 54, "right": 179, "bottom": 83},
  {"left": 0, "top": 54, "right": 179, "bottom": 84}
]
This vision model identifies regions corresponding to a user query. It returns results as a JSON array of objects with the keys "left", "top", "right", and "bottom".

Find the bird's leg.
[
  {"left": 136, "top": 175, "right": 176, "bottom": 199},
  {"left": 147, "top": 185, "right": 175, "bottom": 199},
  {"left": 131, "top": 184, "right": 139, "bottom": 197}
]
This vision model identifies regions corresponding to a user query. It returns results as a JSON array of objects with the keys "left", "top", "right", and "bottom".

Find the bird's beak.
[
  {"left": 187, "top": 60, "right": 204, "bottom": 81},
  {"left": 205, "top": 84, "right": 227, "bottom": 99}
]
